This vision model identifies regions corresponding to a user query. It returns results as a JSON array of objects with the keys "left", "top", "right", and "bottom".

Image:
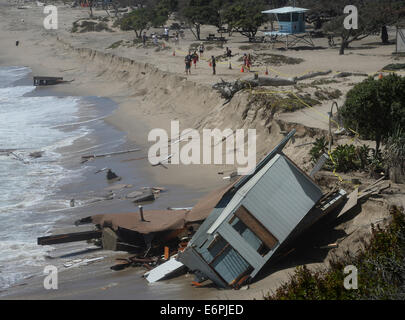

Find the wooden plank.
[
  {"left": 235, "top": 206, "right": 278, "bottom": 250},
  {"left": 37, "top": 230, "right": 102, "bottom": 245},
  {"left": 81, "top": 148, "right": 140, "bottom": 159},
  {"left": 337, "top": 189, "right": 358, "bottom": 218}
]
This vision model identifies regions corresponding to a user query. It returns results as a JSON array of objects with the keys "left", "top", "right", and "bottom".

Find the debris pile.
[{"left": 36, "top": 130, "right": 390, "bottom": 288}]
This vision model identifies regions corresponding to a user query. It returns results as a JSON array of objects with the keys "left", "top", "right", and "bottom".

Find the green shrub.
[
  {"left": 309, "top": 137, "right": 328, "bottom": 164},
  {"left": 339, "top": 74, "right": 405, "bottom": 153},
  {"left": 265, "top": 207, "right": 405, "bottom": 300},
  {"left": 382, "top": 63, "right": 405, "bottom": 71},
  {"left": 71, "top": 20, "right": 112, "bottom": 33},
  {"left": 310, "top": 142, "right": 372, "bottom": 173},
  {"left": 328, "top": 144, "right": 359, "bottom": 172}
]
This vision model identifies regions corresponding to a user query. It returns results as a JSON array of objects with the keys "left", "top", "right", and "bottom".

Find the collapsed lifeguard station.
[{"left": 262, "top": 6, "right": 314, "bottom": 49}]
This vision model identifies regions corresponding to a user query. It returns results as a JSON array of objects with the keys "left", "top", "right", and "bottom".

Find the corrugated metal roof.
[
  {"left": 231, "top": 129, "right": 296, "bottom": 192},
  {"left": 262, "top": 6, "right": 309, "bottom": 14},
  {"left": 207, "top": 154, "right": 322, "bottom": 237},
  {"left": 240, "top": 156, "right": 323, "bottom": 243}
]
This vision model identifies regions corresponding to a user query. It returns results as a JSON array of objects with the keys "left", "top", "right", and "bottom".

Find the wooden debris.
[
  {"left": 151, "top": 154, "right": 172, "bottom": 167},
  {"left": 126, "top": 191, "right": 144, "bottom": 199},
  {"left": 132, "top": 189, "right": 155, "bottom": 203},
  {"left": 121, "top": 156, "right": 148, "bottom": 162},
  {"left": 95, "top": 167, "right": 108, "bottom": 174},
  {"left": 9, "top": 152, "right": 28, "bottom": 164},
  {"left": 319, "top": 243, "right": 338, "bottom": 249},
  {"left": 106, "top": 169, "right": 120, "bottom": 181},
  {"left": 33, "top": 76, "right": 64, "bottom": 86},
  {"left": 212, "top": 76, "right": 296, "bottom": 101},
  {"left": 37, "top": 230, "right": 102, "bottom": 245},
  {"left": 29, "top": 151, "right": 43, "bottom": 158},
  {"left": 81, "top": 148, "right": 141, "bottom": 160},
  {"left": 144, "top": 255, "right": 185, "bottom": 283},
  {"left": 336, "top": 188, "right": 358, "bottom": 218},
  {"left": 167, "top": 207, "right": 193, "bottom": 211},
  {"left": 294, "top": 70, "right": 332, "bottom": 81},
  {"left": 333, "top": 72, "right": 368, "bottom": 78},
  {"left": 358, "top": 183, "right": 391, "bottom": 200},
  {"left": 110, "top": 259, "right": 131, "bottom": 271},
  {"left": 105, "top": 184, "right": 133, "bottom": 191}
]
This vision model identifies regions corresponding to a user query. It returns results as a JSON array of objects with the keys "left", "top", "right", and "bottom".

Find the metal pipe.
[{"left": 329, "top": 101, "right": 339, "bottom": 152}]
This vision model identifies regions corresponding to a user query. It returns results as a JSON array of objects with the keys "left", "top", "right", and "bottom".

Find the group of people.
[
  {"left": 184, "top": 42, "right": 218, "bottom": 76},
  {"left": 184, "top": 51, "right": 199, "bottom": 75},
  {"left": 142, "top": 29, "right": 181, "bottom": 47},
  {"left": 184, "top": 44, "right": 245, "bottom": 76}
]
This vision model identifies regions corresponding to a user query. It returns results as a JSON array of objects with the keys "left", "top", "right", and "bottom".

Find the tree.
[
  {"left": 120, "top": 8, "right": 150, "bottom": 38},
  {"left": 177, "top": 0, "right": 219, "bottom": 40},
  {"left": 149, "top": 0, "right": 178, "bottom": 27},
  {"left": 302, "top": 0, "right": 405, "bottom": 53},
  {"left": 222, "top": 0, "right": 268, "bottom": 39},
  {"left": 339, "top": 74, "right": 405, "bottom": 154}
]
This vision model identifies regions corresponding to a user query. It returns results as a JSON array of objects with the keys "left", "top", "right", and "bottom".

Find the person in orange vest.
[{"left": 242, "top": 53, "right": 247, "bottom": 69}]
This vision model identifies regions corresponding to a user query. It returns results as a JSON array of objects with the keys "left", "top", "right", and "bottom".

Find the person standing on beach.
[
  {"left": 164, "top": 27, "right": 169, "bottom": 41},
  {"left": 152, "top": 34, "right": 158, "bottom": 45},
  {"left": 246, "top": 53, "right": 252, "bottom": 71},
  {"left": 185, "top": 52, "right": 192, "bottom": 75},
  {"left": 192, "top": 51, "right": 199, "bottom": 69},
  {"left": 199, "top": 42, "right": 205, "bottom": 58},
  {"left": 211, "top": 56, "right": 216, "bottom": 75},
  {"left": 142, "top": 32, "right": 147, "bottom": 46}
]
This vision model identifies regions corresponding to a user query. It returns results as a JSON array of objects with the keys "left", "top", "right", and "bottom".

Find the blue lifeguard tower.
[{"left": 262, "top": 6, "right": 314, "bottom": 49}]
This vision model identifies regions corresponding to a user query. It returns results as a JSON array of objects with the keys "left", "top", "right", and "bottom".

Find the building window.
[{"left": 229, "top": 206, "right": 278, "bottom": 256}]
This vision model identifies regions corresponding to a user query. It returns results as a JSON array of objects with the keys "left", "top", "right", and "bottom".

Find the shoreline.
[
  {"left": 1, "top": 0, "right": 403, "bottom": 300},
  {"left": 0, "top": 1, "right": 233, "bottom": 299}
]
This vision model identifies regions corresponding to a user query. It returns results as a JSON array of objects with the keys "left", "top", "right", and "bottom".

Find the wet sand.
[{"left": 0, "top": 1, "right": 233, "bottom": 299}]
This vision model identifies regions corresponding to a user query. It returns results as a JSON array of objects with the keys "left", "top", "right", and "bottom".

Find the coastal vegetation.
[
  {"left": 71, "top": 18, "right": 112, "bottom": 33},
  {"left": 340, "top": 74, "right": 405, "bottom": 154},
  {"left": 310, "top": 139, "right": 377, "bottom": 173},
  {"left": 237, "top": 53, "right": 304, "bottom": 66},
  {"left": 265, "top": 206, "right": 405, "bottom": 300},
  {"left": 107, "top": 0, "right": 405, "bottom": 52},
  {"left": 308, "top": 74, "right": 405, "bottom": 181},
  {"left": 247, "top": 91, "right": 321, "bottom": 114}
]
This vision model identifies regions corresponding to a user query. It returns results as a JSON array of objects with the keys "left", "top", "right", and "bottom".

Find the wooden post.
[{"left": 139, "top": 205, "right": 146, "bottom": 221}]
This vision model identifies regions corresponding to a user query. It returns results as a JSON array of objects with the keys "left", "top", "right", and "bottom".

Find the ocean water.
[{"left": 0, "top": 66, "right": 95, "bottom": 289}]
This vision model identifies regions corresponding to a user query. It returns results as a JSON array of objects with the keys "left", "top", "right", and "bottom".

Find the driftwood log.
[
  {"left": 213, "top": 76, "right": 296, "bottom": 101},
  {"left": 333, "top": 72, "right": 368, "bottom": 78},
  {"left": 294, "top": 70, "right": 332, "bottom": 81}
]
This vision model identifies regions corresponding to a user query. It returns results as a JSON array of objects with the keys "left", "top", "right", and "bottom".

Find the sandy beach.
[{"left": 1, "top": 0, "right": 404, "bottom": 300}]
